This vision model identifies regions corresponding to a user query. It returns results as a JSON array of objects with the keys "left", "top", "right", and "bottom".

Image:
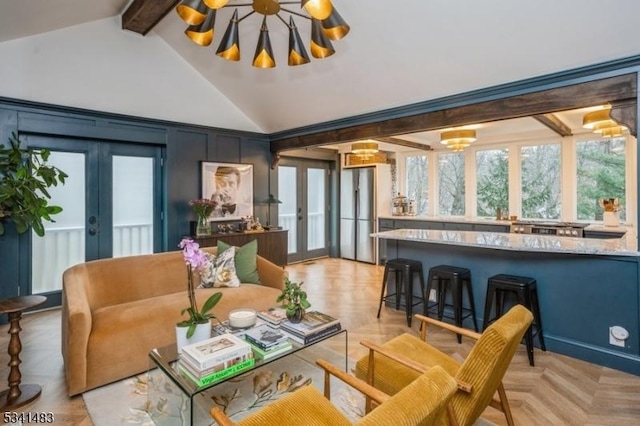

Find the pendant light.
[{"left": 440, "top": 129, "right": 477, "bottom": 152}]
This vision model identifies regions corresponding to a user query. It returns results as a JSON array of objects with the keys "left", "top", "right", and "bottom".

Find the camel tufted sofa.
[{"left": 61, "top": 247, "right": 285, "bottom": 396}]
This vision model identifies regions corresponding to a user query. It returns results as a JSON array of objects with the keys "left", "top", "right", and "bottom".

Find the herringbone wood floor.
[{"left": 1, "top": 257, "right": 639, "bottom": 425}]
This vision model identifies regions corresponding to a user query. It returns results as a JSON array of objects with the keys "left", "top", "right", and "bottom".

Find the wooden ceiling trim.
[
  {"left": 532, "top": 114, "right": 573, "bottom": 137},
  {"left": 271, "top": 73, "right": 637, "bottom": 153},
  {"left": 122, "top": 0, "right": 179, "bottom": 35},
  {"left": 374, "top": 137, "right": 432, "bottom": 151}
]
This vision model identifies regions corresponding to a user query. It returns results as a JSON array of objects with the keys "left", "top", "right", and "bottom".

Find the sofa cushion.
[
  {"left": 218, "top": 239, "right": 261, "bottom": 284},
  {"left": 213, "top": 246, "right": 240, "bottom": 287}
]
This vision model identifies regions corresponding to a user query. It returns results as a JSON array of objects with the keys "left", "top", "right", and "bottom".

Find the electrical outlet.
[
  {"left": 428, "top": 289, "right": 437, "bottom": 302},
  {"left": 609, "top": 326, "right": 629, "bottom": 347}
]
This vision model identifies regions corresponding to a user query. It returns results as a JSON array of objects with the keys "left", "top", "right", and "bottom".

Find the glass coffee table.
[{"left": 147, "top": 328, "right": 347, "bottom": 425}]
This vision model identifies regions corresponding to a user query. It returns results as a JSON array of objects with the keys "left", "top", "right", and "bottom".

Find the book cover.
[
  {"left": 243, "top": 324, "right": 289, "bottom": 350},
  {"left": 249, "top": 340, "right": 292, "bottom": 360},
  {"left": 257, "top": 307, "right": 288, "bottom": 325},
  {"left": 180, "top": 333, "right": 253, "bottom": 370},
  {"left": 178, "top": 358, "right": 255, "bottom": 387},
  {"left": 280, "top": 311, "right": 340, "bottom": 336},
  {"left": 212, "top": 318, "right": 266, "bottom": 338},
  {"left": 179, "top": 349, "right": 254, "bottom": 376},
  {"left": 282, "top": 322, "right": 342, "bottom": 345}
]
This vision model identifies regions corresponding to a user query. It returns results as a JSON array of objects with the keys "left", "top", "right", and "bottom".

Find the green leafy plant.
[
  {"left": 0, "top": 132, "right": 68, "bottom": 236},
  {"left": 276, "top": 277, "right": 311, "bottom": 316},
  {"left": 178, "top": 238, "right": 223, "bottom": 338}
]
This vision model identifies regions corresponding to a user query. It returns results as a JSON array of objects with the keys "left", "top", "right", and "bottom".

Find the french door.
[
  {"left": 278, "top": 158, "right": 330, "bottom": 263},
  {"left": 23, "top": 135, "right": 163, "bottom": 309}
]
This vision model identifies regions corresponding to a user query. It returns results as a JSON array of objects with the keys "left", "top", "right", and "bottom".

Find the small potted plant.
[
  {"left": 177, "top": 238, "right": 223, "bottom": 350},
  {"left": 276, "top": 277, "right": 311, "bottom": 323}
]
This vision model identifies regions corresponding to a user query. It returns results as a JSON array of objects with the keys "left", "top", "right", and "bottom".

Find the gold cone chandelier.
[
  {"left": 582, "top": 105, "right": 627, "bottom": 137},
  {"left": 440, "top": 129, "right": 477, "bottom": 152},
  {"left": 176, "top": 0, "right": 350, "bottom": 69}
]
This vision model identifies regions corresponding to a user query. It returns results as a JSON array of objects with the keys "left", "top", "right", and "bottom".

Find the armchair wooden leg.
[
  {"left": 497, "top": 383, "right": 515, "bottom": 426},
  {"left": 365, "top": 349, "right": 375, "bottom": 413}
]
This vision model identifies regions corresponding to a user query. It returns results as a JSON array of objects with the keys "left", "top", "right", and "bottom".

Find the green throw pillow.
[{"left": 217, "top": 239, "right": 261, "bottom": 284}]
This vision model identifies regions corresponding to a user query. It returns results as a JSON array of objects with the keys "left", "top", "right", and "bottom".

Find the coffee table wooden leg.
[{"left": 0, "top": 310, "right": 42, "bottom": 410}]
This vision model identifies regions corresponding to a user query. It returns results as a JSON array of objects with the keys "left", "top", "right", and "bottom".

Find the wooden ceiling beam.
[
  {"left": 271, "top": 74, "right": 636, "bottom": 153},
  {"left": 532, "top": 113, "right": 573, "bottom": 137},
  {"left": 374, "top": 137, "right": 432, "bottom": 151},
  {"left": 122, "top": 0, "right": 179, "bottom": 36}
]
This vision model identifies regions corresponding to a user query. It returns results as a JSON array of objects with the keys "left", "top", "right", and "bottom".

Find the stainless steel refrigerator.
[{"left": 340, "top": 167, "right": 375, "bottom": 263}]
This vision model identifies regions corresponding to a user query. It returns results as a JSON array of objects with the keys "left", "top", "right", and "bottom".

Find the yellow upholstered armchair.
[
  {"left": 355, "top": 304, "right": 533, "bottom": 426},
  {"left": 210, "top": 359, "right": 458, "bottom": 426}
]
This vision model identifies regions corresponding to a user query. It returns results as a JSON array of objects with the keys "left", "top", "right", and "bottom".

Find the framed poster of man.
[{"left": 201, "top": 162, "right": 253, "bottom": 221}]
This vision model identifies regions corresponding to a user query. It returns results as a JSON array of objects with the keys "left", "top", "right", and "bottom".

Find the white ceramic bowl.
[{"left": 228, "top": 308, "right": 257, "bottom": 329}]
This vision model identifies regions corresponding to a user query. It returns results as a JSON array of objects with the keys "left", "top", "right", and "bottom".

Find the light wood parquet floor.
[{"left": 1, "top": 257, "right": 639, "bottom": 425}]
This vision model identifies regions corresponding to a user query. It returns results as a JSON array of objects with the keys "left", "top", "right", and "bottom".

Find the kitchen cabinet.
[
  {"left": 583, "top": 230, "right": 627, "bottom": 239},
  {"left": 473, "top": 224, "right": 510, "bottom": 233}
]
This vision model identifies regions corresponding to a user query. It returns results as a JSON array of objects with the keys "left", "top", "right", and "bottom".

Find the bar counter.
[{"left": 374, "top": 228, "right": 640, "bottom": 376}]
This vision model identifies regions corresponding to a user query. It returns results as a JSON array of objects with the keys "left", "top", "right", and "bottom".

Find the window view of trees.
[
  {"left": 476, "top": 149, "right": 509, "bottom": 217},
  {"left": 405, "top": 155, "right": 428, "bottom": 215},
  {"left": 521, "top": 144, "right": 561, "bottom": 219},
  {"left": 438, "top": 152, "right": 465, "bottom": 215},
  {"left": 576, "top": 138, "right": 626, "bottom": 221}
]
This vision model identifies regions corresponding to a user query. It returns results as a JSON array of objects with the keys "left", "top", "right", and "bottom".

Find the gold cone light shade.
[
  {"left": 583, "top": 108, "right": 618, "bottom": 130},
  {"left": 177, "top": 0, "right": 208, "bottom": 26},
  {"left": 185, "top": 9, "right": 216, "bottom": 46},
  {"left": 216, "top": 9, "right": 240, "bottom": 61},
  {"left": 288, "top": 17, "right": 311, "bottom": 66},
  {"left": 321, "top": 7, "right": 350, "bottom": 40},
  {"left": 302, "top": 0, "right": 333, "bottom": 20},
  {"left": 202, "top": 0, "right": 229, "bottom": 8},
  {"left": 253, "top": 17, "right": 276, "bottom": 68},
  {"left": 440, "top": 129, "right": 477, "bottom": 152},
  {"left": 311, "top": 18, "right": 335, "bottom": 58},
  {"left": 599, "top": 126, "right": 624, "bottom": 138},
  {"left": 351, "top": 142, "right": 379, "bottom": 157}
]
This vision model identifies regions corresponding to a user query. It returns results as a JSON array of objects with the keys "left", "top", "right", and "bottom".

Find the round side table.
[{"left": 0, "top": 295, "right": 47, "bottom": 410}]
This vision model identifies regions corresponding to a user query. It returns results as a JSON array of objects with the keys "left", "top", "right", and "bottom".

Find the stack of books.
[
  {"left": 178, "top": 333, "right": 255, "bottom": 387},
  {"left": 212, "top": 318, "right": 266, "bottom": 338},
  {"left": 280, "top": 311, "right": 341, "bottom": 345},
  {"left": 243, "top": 323, "right": 293, "bottom": 359},
  {"left": 257, "top": 307, "right": 288, "bottom": 326}
]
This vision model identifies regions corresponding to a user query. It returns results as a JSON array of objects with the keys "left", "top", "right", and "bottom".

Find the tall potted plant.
[
  {"left": 0, "top": 132, "right": 67, "bottom": 236},
  {"left": 277, "top": 277, "right": 311, "bottom": 323}
]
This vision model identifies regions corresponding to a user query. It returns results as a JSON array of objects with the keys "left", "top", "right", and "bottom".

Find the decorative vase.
[
  {"left": 176, "top": 322, "right": 211, "bottom": 352},
  {"left": 195, "top": 215, "right": 211, "bottom": 237},
  {"left": 286, "top": 307, "right": 305, "bottom": 324}
]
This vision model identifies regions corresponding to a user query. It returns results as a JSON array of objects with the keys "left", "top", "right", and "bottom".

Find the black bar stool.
[
  {"left": 483, "top": 274, "right": 546, "bottom": 366},
  {"left": 425, "top": 265, "right": 479, "bottom": 343},
  {"left": 377, "top": 258, "right": 426, "bottom": 327}
]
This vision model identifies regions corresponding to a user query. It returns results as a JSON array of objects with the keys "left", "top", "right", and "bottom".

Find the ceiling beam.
[
  {"left": 271, "top": 73, "right": 636, "bottom": 153},
  {"left": 532, "top": 113, "right": 573, "bottom": 137},
  {"left": 374, "top": 137, "right": 432, "bottom": 151},
  {"left": 122, "top": 0, "right": 179, "bottom": 36},
  {"left": 610, "top": 99, "right": 638, "bottom": 135}
]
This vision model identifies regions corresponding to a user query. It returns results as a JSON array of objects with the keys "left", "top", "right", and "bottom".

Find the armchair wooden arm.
[
  {"left": 210, "top": 407, "right": 235, "bottom": 426},
  {"left": 413, "top": 313, "right": 482, "bottom": 342},
  {"left": 315, "top": 358, "right": 391, "bottom": 405}
]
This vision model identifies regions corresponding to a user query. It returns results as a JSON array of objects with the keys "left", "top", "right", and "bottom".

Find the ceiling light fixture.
[
  {"left": 582, "top": 106, "right": 627, "bottom": 136},
  {"left": 176, "top": 0, "right": 350, "bottom": 69},
  {"left": 440, "top": 129, "right": 477, "bottom": 152},
  {"left": 351, "top": 142, "right": 379, "bottom": 157}
]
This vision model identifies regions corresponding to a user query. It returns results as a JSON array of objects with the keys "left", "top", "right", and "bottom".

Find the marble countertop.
[
  {"left": 378, "top": 215, "right": 633, "bottom": 233},
  {"left": 373, "top": 228, "right": 639, "bottom": 257}
]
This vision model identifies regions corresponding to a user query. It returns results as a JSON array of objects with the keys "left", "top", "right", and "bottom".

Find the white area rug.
[{"left": 83, "top": 348, "right": 364, "bottom": 425}]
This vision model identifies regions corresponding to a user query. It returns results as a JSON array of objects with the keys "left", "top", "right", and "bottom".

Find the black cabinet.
[{"left": 583, "top": 230, "right": 627, "bottom": 239}]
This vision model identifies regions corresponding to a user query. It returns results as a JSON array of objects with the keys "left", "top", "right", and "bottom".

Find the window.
[
  {"left": 476, "top": 149, "right": 509, "bottom": 217},
  {"left": 405, "top": 155, "right": 428, "bottom": 215},
  {"left": 576, "top": 137, "right": 626, "bottom": 221},
  {"left": 521, "top": 144, "right": 561, "bottom": 219},
  {"left": 438, "top": 152, "right": 465, "bottom": 216}
]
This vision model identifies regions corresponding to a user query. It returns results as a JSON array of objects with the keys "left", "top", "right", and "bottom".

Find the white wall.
[{"left": 0, "top": 17, "right": 262, "bottom": 133}]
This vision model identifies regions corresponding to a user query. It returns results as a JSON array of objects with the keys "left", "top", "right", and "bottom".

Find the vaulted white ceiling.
[{"left": 2, "top": 0, "right": 640, "bottom": 145}]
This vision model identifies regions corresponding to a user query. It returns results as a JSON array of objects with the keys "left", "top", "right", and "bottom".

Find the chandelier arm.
[
  {"left": 225, "top": 3, "right": 253, "bottom": 7},
  {"left": 275, "top": 13, "right": 290, "bottom": 27},
  {"left": 237, "top": 10, "right": 257, "bottom": 22},
  {"left": 280, "top": 7, "right": 312, "bottom": 20}
]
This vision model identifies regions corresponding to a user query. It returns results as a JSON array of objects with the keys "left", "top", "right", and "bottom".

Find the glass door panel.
[
  {"left": 113, "top": 156, "right": 154, "bottom": 257},
  {"left": 278, "top": 166, "right": 298, "bottom": 257},
  {"left": 31, "top": 151, "right": 86, "bottom": 294},
  {"left": 307, "top": 168, "right": 326, "bottom": 251}
]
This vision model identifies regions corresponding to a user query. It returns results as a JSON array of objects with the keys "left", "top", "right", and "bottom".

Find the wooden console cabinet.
[{"left": 193, "top": 229, "right": 288, "bottom": 267}]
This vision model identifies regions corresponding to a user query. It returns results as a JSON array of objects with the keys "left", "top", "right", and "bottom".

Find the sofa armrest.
[
  {"left": 61, "top": 264, "right": 93, "bottom": 396},
  {"left": 256, "top": 255, "right": 286, "bottom": 291}
]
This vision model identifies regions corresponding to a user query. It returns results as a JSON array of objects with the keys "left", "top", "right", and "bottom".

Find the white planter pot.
[{"left": 176, "top": 322, "right": 211, "bottom": 353}]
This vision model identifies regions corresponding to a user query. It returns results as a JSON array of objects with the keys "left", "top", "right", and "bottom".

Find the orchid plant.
[{"left": 178, "top": 238, "right": 222, "bottom": 338}]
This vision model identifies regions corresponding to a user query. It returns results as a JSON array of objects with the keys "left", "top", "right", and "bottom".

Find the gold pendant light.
[
  {"left": 176, "top": 0, "right": 349, "bottom": 68},
  {"left": 440, "top": 129, "right": 477, "bottom": 152},
  {"left": 351, "top": 142, "right": 379, "bottom": 158},
  {"left": 583, "top": 105, "right": 627, "bottom": 137}
]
